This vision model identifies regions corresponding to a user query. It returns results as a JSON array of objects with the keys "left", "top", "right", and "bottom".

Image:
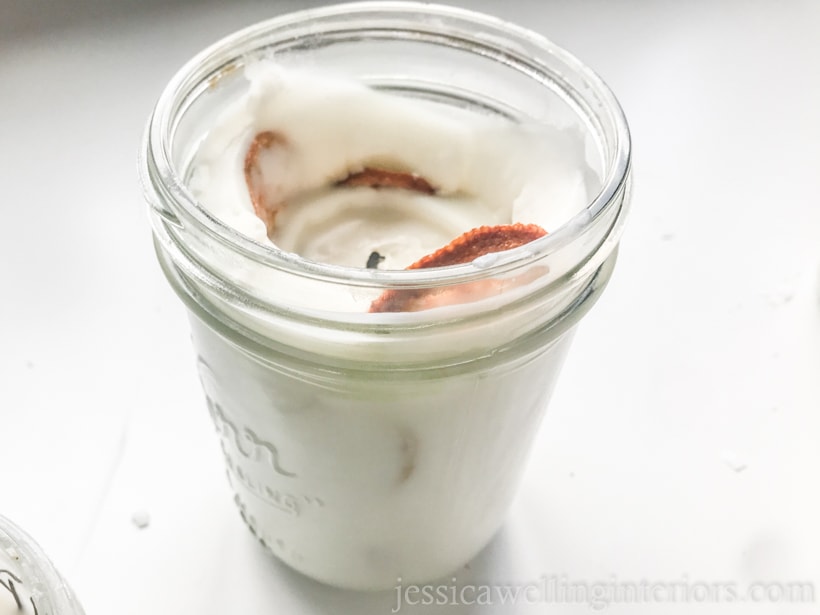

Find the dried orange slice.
[
  {"left": 370, "top": 223, "right": 547, "bottom": 313},
  {"left": 245, "top": 132, "right": 437, "bottom": 237},
  {"left": 243, "top": 131, "right": 288, "bottom": 235},
  {"left": 336, "top": 167, "right": 435, "bottom": 194}
]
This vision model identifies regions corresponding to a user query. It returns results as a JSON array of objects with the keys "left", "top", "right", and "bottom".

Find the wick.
[{"left": 366, "top": 251, "right": 385, "bottom": 269}]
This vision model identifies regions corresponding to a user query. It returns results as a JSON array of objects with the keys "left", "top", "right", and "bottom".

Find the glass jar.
[
  {"left": 140, "top": 1, "right": 631, "bottom": 590},
  {"left": 0, "top": 516, "right": 86, "bottom": 615}
]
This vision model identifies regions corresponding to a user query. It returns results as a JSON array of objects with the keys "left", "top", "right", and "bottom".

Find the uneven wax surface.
[{"left": 190, "top": 64, "right": 590, "bottom": 272}]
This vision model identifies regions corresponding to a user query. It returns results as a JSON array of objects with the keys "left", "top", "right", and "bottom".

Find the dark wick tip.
[{"left": 366, "top": 251, "right": 386, "bottom": 269}]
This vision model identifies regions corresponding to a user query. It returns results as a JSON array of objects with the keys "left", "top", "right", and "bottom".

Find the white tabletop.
[{"left": 1, "top": 1, "right": 818, "bottom": 614}]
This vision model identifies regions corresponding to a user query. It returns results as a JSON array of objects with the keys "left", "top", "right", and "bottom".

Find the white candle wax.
[
  {"left": 143, "top": 4, "right": 630, "bottom": 589},
  {"left": 179, "top": 64, "right": 597, "bottom": 588},
  {"left": 190, "top": 63, "right": 590, "bottom": 279}
]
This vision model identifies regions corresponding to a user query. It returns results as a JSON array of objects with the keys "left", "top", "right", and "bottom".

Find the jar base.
[{"left": 232, "top": 495, "right": 504, "bottom": 592}]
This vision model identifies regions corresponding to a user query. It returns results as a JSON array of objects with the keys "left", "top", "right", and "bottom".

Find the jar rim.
[
  {"left": 143, "top": 1, "right": 631, "bottom": 288},
  {"left": 0, "top": 515, "right": 86, "bottom": 615}
]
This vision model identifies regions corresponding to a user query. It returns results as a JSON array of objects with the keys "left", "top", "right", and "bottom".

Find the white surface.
[{"left": 1, "top": 1, "right": 818, "bottom": 614}]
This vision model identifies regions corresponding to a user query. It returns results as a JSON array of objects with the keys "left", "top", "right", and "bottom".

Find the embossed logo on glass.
[
  {"left": 222, "top": 450, "right": 324, "bottom": 516},
  {"left": 196, "top": 356, "right": 295, "bottom": 477},
  {"left": 196, "top": 356, "right": 325, "bottom": 518},
  {"left": 207, "top": 398, "right": 296, "bottom": 478}
]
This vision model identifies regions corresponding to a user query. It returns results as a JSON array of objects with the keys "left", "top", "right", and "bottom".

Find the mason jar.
[
  {"left": 140, "top": 1, "right": 631, "bottom": 590},
  {"left": 0, "top": 516, "right": 86, "bottom": 615}
]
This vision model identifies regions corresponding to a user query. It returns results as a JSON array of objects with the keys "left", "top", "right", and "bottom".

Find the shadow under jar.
[{"left": 140, "top": 1, "right": 631, "bottom": 591}]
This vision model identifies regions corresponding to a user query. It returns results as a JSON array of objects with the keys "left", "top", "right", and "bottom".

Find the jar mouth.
[{"left": 143, "top": 0, "right": 631, "bottom": 289}]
